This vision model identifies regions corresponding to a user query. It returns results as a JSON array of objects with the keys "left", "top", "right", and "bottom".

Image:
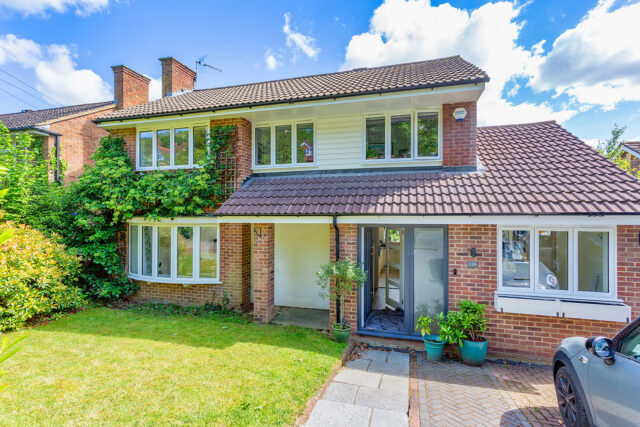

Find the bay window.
[
  {"left": 364, "top": 110, "right": 441, "bottom": 162},
  {"left": 253, "top": 121, "right": 315, "bottom": 167},
  {"left": 498, "top": 227, "right": 615, "bottom": 299},
  {"left": 129, "top": 222, "right": 219, "bottom": 283},
  {"left": 136, "top": 123, "right": 209, "bottom": 170}
]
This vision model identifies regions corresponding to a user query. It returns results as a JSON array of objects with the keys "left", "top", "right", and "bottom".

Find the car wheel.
[{"left": 555, "top": 366, "right": 590, "bottom": 427}]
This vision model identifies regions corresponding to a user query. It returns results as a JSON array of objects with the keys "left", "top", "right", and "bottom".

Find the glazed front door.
[{"left": 385, "top": 228, "right": 404, "bottom": 309}]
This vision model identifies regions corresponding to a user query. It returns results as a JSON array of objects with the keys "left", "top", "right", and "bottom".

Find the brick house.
[
  {"left": 0, "top": 101, "right": 115, "bottom": 183},
  {"left": 95, "top": 56, "right": 640, "bottom": 361},
  {"left": 622, "top": 141, "right": 640, "bottom": 171}
]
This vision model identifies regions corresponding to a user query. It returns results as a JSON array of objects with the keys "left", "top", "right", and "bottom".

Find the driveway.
[{"left": 303, "top": 345, "right": 562, "bottom": 427}]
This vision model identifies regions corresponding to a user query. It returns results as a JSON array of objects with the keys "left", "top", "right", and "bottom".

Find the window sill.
[
  {"left": 494, "top": 292, "right": 631, "bottom": 323},
  {"left": 136, "top": 165, "right": 202, "bottom": 172},
  {"left": 128, "top": 275, "right": 222, "bottom": 286}
]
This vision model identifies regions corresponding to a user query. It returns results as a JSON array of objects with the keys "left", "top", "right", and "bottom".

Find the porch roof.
[{"left": 216, "top": 121, "right": 640, "bottom": 216}]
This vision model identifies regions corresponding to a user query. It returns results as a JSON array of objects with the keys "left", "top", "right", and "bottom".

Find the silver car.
[{"left": 553, "top": 317, "right": 640, "bottom": 426}]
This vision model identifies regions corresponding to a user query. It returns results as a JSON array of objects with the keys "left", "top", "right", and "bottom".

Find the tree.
[{"left": 598, "top": 124, "right": 640, "bottom": 179}]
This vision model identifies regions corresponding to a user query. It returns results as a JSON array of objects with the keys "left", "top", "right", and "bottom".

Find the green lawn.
[{"left": 0, "top": 307, "right": 344, "bottom": 426}]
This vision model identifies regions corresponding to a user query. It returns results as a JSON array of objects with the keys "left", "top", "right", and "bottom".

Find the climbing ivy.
[{"left": 65, "top": 125, "right": 237, "bottom": 299}]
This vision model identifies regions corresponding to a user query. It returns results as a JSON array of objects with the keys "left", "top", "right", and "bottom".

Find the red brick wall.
[
  {"left": 109, "top": 127, "right": 137, "bottom": 165},
  {"left": 448, "top": 224, "right": 639, "bottom": 362},
  {"left": 129, "top": 281, "right": 223, "bottom": 306},
  {"left": 329, "top": 223, "right": 358, "bottom": 327},
  {"left": 160, "top": 57, "right": 196, "bottom": 97},
  {"left": 253, "top": 223, "right": 275, "bottom": 323},
  {"left": 209, "top": 117, "right": 252, "bottom": 188},
  {"left": 49, "top": 107, "right": 114, "bottom": 183},
  {"left": 442, "top": 101, "right": 477, "bottom": 168},
  {"left": 220, "top": 223, "right": 251, "bottom": 310},
  {"left": 112, "top": 65, "right": 150, "bottom": 110}
]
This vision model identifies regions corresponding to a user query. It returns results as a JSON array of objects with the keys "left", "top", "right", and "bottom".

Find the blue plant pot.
[
  {"left": 423, "top": 335, "right": 445, "bottom": 362},
  {"left": 458, "top": 338, "right": 487, "bottom": 366}
]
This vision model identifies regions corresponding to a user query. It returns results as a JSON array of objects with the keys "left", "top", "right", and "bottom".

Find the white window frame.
[
  {"left": 252, "top": 120, "right": 317, "bottom": 169},
  {"left": 497, "top": 226, "right": 617, "bottom": 301},
  {"left": 362, "top": 107, "right": 443, "bottom": 164},
  {"left": 128, "top": 221, "right": 220, "bottom": 284},
  {"left": 136, "top": 122, "right": 210, "bottom": 171}
]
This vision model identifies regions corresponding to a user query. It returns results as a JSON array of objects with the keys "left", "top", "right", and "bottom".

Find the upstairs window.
[
  {"left": 137, "top": 124, "right": 209, "bottom": 170},
  {"left": 254, "top": 121, "right": 315, "bottom": 167},
  {"left": 365, "top": 110, "right": 441, "bottom": 162}
]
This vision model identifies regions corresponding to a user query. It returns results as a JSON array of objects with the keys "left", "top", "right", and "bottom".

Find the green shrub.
[
  {"left": 0, "top": 222, "right": 85, "bottom": 331},
  {"left": 439, "top": 299, "right": 487, "bottom": 345}
]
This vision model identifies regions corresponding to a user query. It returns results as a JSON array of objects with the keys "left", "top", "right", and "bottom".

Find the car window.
[{"left": 619, "top": 324, "right": 640, "bottom": 361}]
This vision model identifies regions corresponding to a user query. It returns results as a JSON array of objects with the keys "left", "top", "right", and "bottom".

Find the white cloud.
[
  {"left": 145, "top": 75, "right": 161, "bottom": 101},
  {"left": 0, "top": 34, "right": 112, "bottom": 105},
  {"left": 582, "top": 138, "right": 600, "bottom": 149},
  {"left": 264, "top": 49, "right": 282, "bottom": 71},
  {"left": 283, "top": 12, "right": 320, "bottom": 60},
  {"left": 342, "top": 0, "right": 576, "bottom": 126},
  {"left": 0, "top": 0, "right": 109, "bottom": 16}
]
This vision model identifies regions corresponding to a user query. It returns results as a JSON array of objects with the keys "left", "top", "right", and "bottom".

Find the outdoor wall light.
[{"left": 470, "top": 247, "right": 477, "bottom": 257}]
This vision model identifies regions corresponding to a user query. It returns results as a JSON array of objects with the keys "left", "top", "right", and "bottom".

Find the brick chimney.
[
  {"left": 159, "top": 57, "right": 196, "bottom": 97},
  {"left": 112, "top": 65, "right": 150, "bottom": 110}
]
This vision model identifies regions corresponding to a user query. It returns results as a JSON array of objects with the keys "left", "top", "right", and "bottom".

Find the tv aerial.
[{"left": 195, "top": 56, "right": 222, "bottom": 87}]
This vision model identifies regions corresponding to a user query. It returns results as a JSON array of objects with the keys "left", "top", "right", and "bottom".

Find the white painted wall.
[{"left": 274, "top": 223, "right": 330, "bottom": 309}]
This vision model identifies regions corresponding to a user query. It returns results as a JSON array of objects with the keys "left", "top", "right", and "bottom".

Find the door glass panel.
[
  {"left": 142, "top": 226, "right": 152, "bottom": 276},
  {"left": 578, "top": 231, "right": 609, "bottom": 293},
  {"left": 501, "top": 230, "right": 531, "bottom": 289},
  {"left": 174, "top": 127, "right": 189, "bottom": 166},
  {"left": 177, "top": 227, "right": 193, "bottom": 278},
  {"left": 275, "top": 125, "right": 292, "bottom": 164},
  {"left": 255, "top": 126, "right": 271, "bottom": 165},
  {"left": 538, "top": 230, "right": 569, "bottom": 291},
  {"left": 413, "top": 228, "right": 445, "bottom": 332},
  {"left": 193, "top": 126, "right": 207, "bottom": 165},
  {"left": 156, "top": 129, "right": 170, "bottom": 167},
  {"left": 129, "top": 225, "right": 139, "bottom": 275},
  {"left": 366, "top": 117, "right": 385, "bottom": 160},
  {"left": 296, "top": 123, "right": 314, "bottom": 163},
  {"left": 157, "top": 226, "right": 171, "bottom": 278},
  {"left": 200, "top": 226, "right": 218, "bottom": 278},
  {"left": 139, "top": 131, "right": 153, "bottom": 167},
  {"left": 390, "top": 115, "right": 411, "bottom": 159},
  {"left": 385, "top": 228, "right": 403, "bottom": 309},
  {"left": 417, "top": 112, "right": 438, "bottom": 157}
]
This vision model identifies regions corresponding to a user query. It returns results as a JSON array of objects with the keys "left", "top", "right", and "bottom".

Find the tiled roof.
[
  {"left": 0, "top": 101, "right": 114, "bottom": 130},
  {"left": 624, "top": 142, "right": 640, "bottom": 156},
  {"left": 96, "top": 56, "right": 489, "bottom": 122},
  {"left": 216, "top": 121, "right": 640, "bottom": 216}
]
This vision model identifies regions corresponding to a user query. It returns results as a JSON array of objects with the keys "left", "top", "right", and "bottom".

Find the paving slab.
[
  {"left": 305, "top": 400, "right": 372, "bottom": 427},
  {"left": 379, "top": 374, "right": 409, "bottom": 394},
  {"left": 345, "top": 358, "right": 371, "bottom": 370},
  {"left": 368, "top": 359, "right": 410, "bottom": 377},
  {"left": 359, "top": 349, "right": 388, "bottom": 362},
  {"left": 323, "top": 382, "right": 358, "bottom": 404},
  {"left": 387, "top": 351, "right": 410, "bottom": 364},
  {"left": 334, "top": 368, "right": 382, "bottom": 388},
  {"left": 354, "top": 386, "right": 409, "bottom": 412},
  {"left": 370, "top": 408, "right": 408, "bottom": 427}
]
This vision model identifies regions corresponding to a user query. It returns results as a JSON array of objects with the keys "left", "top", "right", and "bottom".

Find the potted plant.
[
  {"left": 316, "top": 258, "right": 367, "bottom": 342},
  {"left": 416, "top": 314, "right": 445, "bottom": 362},
  {"left": 447, "top": 299, "right": 488, "bottom": 366}
]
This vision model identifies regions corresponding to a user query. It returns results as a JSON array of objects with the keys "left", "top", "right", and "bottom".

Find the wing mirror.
[{"left": 586, "top": 336, "right": 615, "bottom": 365}]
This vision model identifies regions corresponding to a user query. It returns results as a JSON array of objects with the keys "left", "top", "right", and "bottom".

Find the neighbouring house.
[
  {"left": 622, "top": 141, "right": 640, "bottom": 171},
  {"left": 0, "top": 101, "right": 115, "bottom": 182},
  {"left": 95, "top": 55, "right": 640, "bottom": 361}
]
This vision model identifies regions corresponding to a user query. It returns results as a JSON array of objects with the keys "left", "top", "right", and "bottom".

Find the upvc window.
[
  {"left": 364, "top": 110, "right": 441, "bottom": 162},
  {"left": 253, "top": 121, "right": 315, "bottom": 167},
  {"left": 128, "top": 223, "right": 219, "bottom": 283},
  {"left": 137, "top": 124, "right": 209, "bottom": 170},
  {"left": 498, "top": 227, "right": 615, "bottom": 299}
]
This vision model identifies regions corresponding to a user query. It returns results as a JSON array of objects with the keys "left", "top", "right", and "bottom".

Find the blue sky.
[{"left": 0, "top": 0, "right": 638, "bottom": 145}]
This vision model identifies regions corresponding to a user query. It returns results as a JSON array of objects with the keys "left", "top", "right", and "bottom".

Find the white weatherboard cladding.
[
  {"left": 274, "top": 223, "right": 330, "bottom": 309},
  {"left": 317, "top": 115, "right": 363, "bottom": 170}
]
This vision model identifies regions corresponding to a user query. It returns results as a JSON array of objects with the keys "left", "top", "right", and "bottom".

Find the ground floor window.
[
  {"left": 499, "top": 226, "right": 615, "bottom": 299},
  {"left": 129, "top": 222, "right": 219, "bottom": 283}
]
